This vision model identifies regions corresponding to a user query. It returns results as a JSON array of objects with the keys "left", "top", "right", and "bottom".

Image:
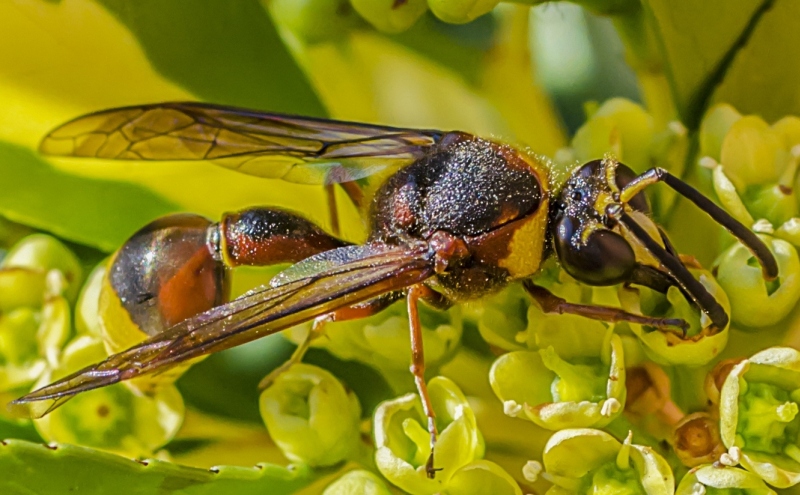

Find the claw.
[{"left": 425, "top": 449, "right": 442, "bottom": 479}]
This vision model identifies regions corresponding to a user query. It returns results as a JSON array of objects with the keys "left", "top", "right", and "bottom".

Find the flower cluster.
[
  {"left": 0, "top": 235, "right": 183, "bottom": 457},
  {"left": 7, "top": 98, "right": 800, "bottom": 494},
  {"left": 699, "top": 104, "right": 800, "bottom": 328}
]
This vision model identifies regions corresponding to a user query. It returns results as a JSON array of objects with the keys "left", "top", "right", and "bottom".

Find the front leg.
[{"left": 523, "top": 280, "right": 688, "bottom": 333}]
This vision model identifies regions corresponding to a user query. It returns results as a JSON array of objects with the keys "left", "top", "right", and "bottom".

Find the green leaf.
[
  {"left": 0, "top": 415, "right": 41, "bottom": 443},
  {"left": 640, "top": 0, "right": 770, "bottom": 127},
  {"left": 0, "top": 0, "right": 329, "bottom": 250},
  {"left": 95, "top": 0, "right": 325, "bottom": 116},
  {"left": 0, "top": 143, "right": 177, "bottom": 252},
  {"left": 710, "top": 0, "right": 800, "bottom": 122},
  {"left": 0, "top": 439, "right": 319, "bottom": 495}
]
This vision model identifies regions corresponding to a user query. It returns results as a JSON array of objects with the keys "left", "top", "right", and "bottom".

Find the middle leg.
[{"left": 258, "top": 294, "right": 402, "bottom": 389}]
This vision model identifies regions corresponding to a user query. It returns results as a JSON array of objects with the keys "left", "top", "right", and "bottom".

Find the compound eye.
[{"left": 554, "top": 216, "right": 637, "bottom": 286}]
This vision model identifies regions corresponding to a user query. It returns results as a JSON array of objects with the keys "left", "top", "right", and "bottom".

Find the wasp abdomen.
[
  {"left": 221, "top": 207, "right": 348, "bottom": 267},
  {"left": 107, "top": 214, "right": 229, "bottom": 337}
]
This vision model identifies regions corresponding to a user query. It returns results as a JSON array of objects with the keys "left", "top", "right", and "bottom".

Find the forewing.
[
  {"left": 10, "top": 244, "right": 434, "bottom": 417},
  {"left": 39, "top": 102, "right": 445, "bottom": 185}
]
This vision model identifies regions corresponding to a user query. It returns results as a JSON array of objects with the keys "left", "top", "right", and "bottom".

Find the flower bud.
[
  {"left": 268, "top": 0, "right": 364, "bottom": 45},
  {"left": 719, "top": 347, "right": 800, "bottom": 488},
  {"left": 699, "top": 104, "right": 742, "bottom": 162},
  {"left": 374, "top": 376, "right": 482, "bottom": 494},
  {"left": 772, "top": 115, "right": 800, "bottom": 150},
  {"left": 540, "top": 429, "right": 674, "bottom": 494},
  {"left": 445, "top": 460, "right": 521, "bottom": 495},
  {"left": 350, "top": 0, "right": 427, "bottom": 34},
  {"left": 0, "top": 266, "right": 71, "bottom": 393},
  {"left": 0, "top": 307, "right": 45, "bottom": 391},
  {"left": 0, "top": 268, "right": 46, "bottom": 312},
  {"left": 720, "top": 116, "right": 787, "bottom": 190},
  {"left": 323, "top": 470, "right": 392, "bottom": 495},
  {"left": 427, "top": 0, "right": 500, "bottom": 24},
  {"left": 74, "top": 262, "right": 106, "bottom": 338},
  {"left": 673, "top": 412, "right": 726, "bottom": 468},
  {"left": 572, "top": 98, "right": 655, "bottom": 174},
  {"left": 1, "top": 234, "right": 82, "bottom": 302},
  {"left": 714, "top": 236, "right": 800, "bottom": 328},
  {"left": 259, "top": 363, "right": 360, "bottom": 467},
  {"left": 33, "top": 335, "right": 184, "bottom": 457}
]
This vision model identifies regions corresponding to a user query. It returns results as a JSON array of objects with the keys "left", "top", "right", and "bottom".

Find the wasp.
[{"left": 11, "top": 102, "right": 778, "bottom": 477}]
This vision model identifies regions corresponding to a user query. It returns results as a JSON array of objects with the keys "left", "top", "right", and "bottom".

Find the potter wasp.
[{"left": 11, "top": 102, "right": 778, "bottom": 476}]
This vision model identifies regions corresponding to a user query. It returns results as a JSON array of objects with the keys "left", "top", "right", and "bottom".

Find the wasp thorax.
[
  {"left": 370, "top": 134, "right": 542, "bottom": 240},
  {"left": 106, "top": 213, "right": 229, "bottom": 337},
  {"left": 552, "top": 160, "right": 648, "bottom": 286},
  {"left": 370, "top": 133, "right": 546, "bottom": 300}
]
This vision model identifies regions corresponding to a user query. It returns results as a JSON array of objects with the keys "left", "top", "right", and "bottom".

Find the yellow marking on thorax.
[
  {"left": 499, "top": 198, "right": 549, "bottom": 279},
  {"left": 499, "top": 151, "right": 551, "bottom": 279}
]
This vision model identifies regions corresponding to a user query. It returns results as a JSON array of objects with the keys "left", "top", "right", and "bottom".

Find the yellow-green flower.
[
  {"left": 32, "top": 335, "right": 184, "bottom": 458},
  {"left": 373, "top": 376, "right": 484, "bottom": 494},
  {"left": 715, "top": 237, "right": 800, "bottom": 328},
  {"left": 535, "top": 429, "right": 674, "bottom": 495},
  {"left": 260, "top": 363, "right": 361, "bottom": 467},
  {"left": 676, "top": 465, "right": 776, "bottom": 495},
  {"left": 619, "top": 267, "right": 730, "bottom": 365},
  {"left": 285, "top": 301, "right": 462, "bottom": 393},
  {"left": 489, "top": 327, "right": 625, "bottom": 430},
  {"left": 323, "top": 470, "right": 392, "bottom": 495},
  {"left": 719, "top": 347, "right": 800, "bottom": 488}
]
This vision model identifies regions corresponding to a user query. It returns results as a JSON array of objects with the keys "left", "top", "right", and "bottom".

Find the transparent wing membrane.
[
  {"left": 10, "top": 245, "right": 434, "bottom": 417},
  {"left": 40, "top": 102, "right": 445, "bottom": 185}
]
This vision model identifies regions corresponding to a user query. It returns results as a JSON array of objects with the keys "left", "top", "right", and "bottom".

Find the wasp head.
[{"left": 551, "top": 158, "right": 653, "bottom": 286}]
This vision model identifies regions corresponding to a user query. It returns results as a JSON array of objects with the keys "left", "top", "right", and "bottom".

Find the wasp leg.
[
  {"left": 258, "top": 294, "right": 402, "bottom": 390},
  {"left": 523, "top": 280, "right": 689, "bottom": 332},
  {"left": 257, "top": 316, "right": 329, "bottom": 390},
  {"left": 324, "top": 184, "right": 341, "bottom": 237},
  {"left": 406, "top": 285, "right": 454, "bottom": 479},
  {"left": 630, "top": 264, "right": 675, "bottom": 294},
  {"left": 619, "top": 167, "right": 778, "bottom": 280},
  {"left": 617, "top": 212, "right": 730, "bottom": 331},
  {"left": 631, "top": 262, "right": 697, "bottom": 302}
]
